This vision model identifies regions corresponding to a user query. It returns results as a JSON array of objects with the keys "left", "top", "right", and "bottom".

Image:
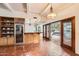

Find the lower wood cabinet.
[
  {"left": 24, "top": 33, "right": 40, "bottom": 44},
  {"left": 0, "top": 37, "right": 7, "bottom": 46},
  {"left": 24, "top": 34, "right": 33, "bottom": 44},
  {"left": 33, "top": 34, "right": 40, "bottom": 43},
  {"left": 7, "top": 37, "right": 14, "bottom": 45},
  {"left": 0, "top": 37, "right": 15, "bottom": 46},
  {"left": 0, "top": 38, "right": 4, "bottom": 46}
]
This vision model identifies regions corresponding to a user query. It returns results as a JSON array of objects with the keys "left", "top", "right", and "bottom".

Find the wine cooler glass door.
[{"left": 15, "top": 24, "right": 24, "bottom": 44}]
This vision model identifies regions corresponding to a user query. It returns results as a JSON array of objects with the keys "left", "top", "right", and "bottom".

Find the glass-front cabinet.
[{"left": 15, "top": 24, "right": 24, "bottom": 44}]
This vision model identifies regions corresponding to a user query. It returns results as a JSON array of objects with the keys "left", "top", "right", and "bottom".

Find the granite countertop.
[{"left": 24, "top": 32, "right": 41, "bottom": 34}]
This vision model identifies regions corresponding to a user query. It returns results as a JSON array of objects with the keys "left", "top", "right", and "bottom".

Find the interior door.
[{"left": 15, "top": 24, "right": 24, "bottom": 44}]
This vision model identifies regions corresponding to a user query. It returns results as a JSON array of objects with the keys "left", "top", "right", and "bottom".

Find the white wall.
[
  {"left": 37, "top": 25, "right": 43, "bottom": 32},
  {"left": 0, "top": 8, "right": 45, "bottom": 33},
  {"left": 25, "top": 23, "right": 36, "bottom": 32},
  {"left": 0, "top": 8, "right": 27, "bottom": 18},
  {"left": 43, "top": 4, "right": 79, "bottom": 54}
]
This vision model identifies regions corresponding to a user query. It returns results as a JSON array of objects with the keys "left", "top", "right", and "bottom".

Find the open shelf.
[{"left": 0, "top": 17, "right": 14, "bottom": 37}]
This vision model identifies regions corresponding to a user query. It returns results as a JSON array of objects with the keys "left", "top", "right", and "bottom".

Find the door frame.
[
  {"left": 43, "top": 24, "right": 51, "bottom": 40},
  {"left": 43, "top": 16, "right": 75, "bottom": 53},
  {"left": 14, "top": 24, "right": 24, "bottom": 45},
  {"left": 61, "top": 16, "right": 75, "bottom": 53}
]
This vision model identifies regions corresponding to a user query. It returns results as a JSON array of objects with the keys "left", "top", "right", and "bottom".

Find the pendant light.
[{"left": 47, "top": 4, "right": 56, "bottom": 19}]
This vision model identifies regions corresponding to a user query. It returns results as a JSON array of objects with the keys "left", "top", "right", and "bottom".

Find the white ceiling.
[
  {"left": 0, "top": 3, "right": 9, "bottom": 10},
  {"left": 41, "top": 3, "right": 74, "bottom": 16},
  {"left": 8, "top": 3, "right": 26, "bottom": 12},
  {"left": 27, "top": 3, "right": 48, "bottom": 14},
  {"left": 0, "top": 3, "right": 75, "bottom": 16},
  {"left": 8, "top": 3, "right": 48, "bottom": 15},
  {"left": 0, "top": 3, "right": 76, "bottom": 24}
]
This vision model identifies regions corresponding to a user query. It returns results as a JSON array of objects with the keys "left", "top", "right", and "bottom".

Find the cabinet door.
[
  {"left": 8, "top": 37, "right": 14, "bottom": 45},
  {"left": 0, "top": 37, "right": 7, "bottom": 46},
  {"left": 33, "top": 34, "right": 40, "bottom": 43},
  {"left": 27, "top": 34, "right": 33, "bottom": 44},
  {"left": 24, "top": 34, "right": 32, "bottom": 44},
  {"left": 25, "top": 34, "right": 30, "bottom": 44},
  {"left": 0, "top": 38, "right": 4, "bottom": 46}
]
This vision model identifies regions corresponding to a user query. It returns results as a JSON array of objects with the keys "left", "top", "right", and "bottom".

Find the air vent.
[{"left": 22, "top": 3, "right": 27, "bottom": 13}]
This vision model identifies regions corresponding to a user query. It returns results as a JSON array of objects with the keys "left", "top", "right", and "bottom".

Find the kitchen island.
[{"left": 24, "top": 32, "right": 40, "bottom": 44}]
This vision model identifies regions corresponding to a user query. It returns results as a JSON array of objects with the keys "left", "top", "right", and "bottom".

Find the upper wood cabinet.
[{"left": 14, "top": 18, "right": 25, "bottom": 24}]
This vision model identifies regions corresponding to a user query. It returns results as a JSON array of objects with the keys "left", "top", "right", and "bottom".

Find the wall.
[
  {"left": 24, "top": 23, "right": 36, "bottom": 32},
  {"left": 43, "top": 4, "right": 79, "bottom": 54},
  {"left": 0, "top": 8, "right": 27, "bottom": 18},
  {"left": 24, "top": 13, "right": 42, "bottom": 33},
  {"left": 0, "top": 8, "right": 45, "bottom": 33}
]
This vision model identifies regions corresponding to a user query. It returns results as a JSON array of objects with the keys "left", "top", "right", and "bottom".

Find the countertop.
[{"left": 24, "top": 32, "right": 41, "bottom": 34}]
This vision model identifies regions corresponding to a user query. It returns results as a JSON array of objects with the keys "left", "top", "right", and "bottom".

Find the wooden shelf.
[
  {"left": 1, "top": 26, "right": 14, "bottom": 27},
  {"left": 0, "top": 21, "right": 14, "bottom": 23},
  {"left": 0, "top": 16, "right": 25, "bottom": 46},
  {"left": 0, "top": 17, "right": 14, "bottom": 37}
]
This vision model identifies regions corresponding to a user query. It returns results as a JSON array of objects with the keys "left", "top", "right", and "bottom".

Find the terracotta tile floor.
[{"left": 0, "top": 40, "right": 77, "bottom": 56}]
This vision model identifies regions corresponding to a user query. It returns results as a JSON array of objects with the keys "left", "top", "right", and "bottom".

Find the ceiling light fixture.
[{"left": 47, "top": 4, "right": 56, "bottom": 19}]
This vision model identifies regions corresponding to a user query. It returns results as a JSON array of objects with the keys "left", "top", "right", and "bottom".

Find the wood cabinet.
[
  {"left": 0, "top": 37, "right": 7, "bottom": 46},
  {"left": 0, "top": 17, "right": 14, "bottom": 37},
  {"left": 0, "top": 38, "right": 4, "bottom": 46},
  {"left": 0, "top": 37, "right": 15, "bottom": 46},
  {"left": 24, "top": 34, "right": 33, "bottom": 44},
  {"left": 24, "top": 32, "right": 40, "bottom": 44},
  {"left": 14, "top": 18, "right": 25, "bottom": 24},
  {"left": 33, "top": 34, "right": 40, "bottom": 43},
  {"left": 7, "top": 37, "right": 14, "bottom": 45},
  {"left": 0, "top": 16, "right": 25, "bottom": 46}
]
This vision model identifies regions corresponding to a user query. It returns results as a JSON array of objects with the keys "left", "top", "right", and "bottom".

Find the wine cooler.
[{"left": 15, "top": 24, "right": 24, "bottom": 44}]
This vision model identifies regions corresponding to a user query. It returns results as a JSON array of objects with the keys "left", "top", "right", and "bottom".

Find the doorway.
[
  {"left": 50, "top": 22, "right": 61, "bottom": 45},
  {"left": 43, "top": 16, "right": 75, "bottom": 54},
  {"left": 61, "top": 16, "right": 75, "bottom": 52},
  {"left": 43, "top": 24, "right": 50, "bottom": 40}
]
